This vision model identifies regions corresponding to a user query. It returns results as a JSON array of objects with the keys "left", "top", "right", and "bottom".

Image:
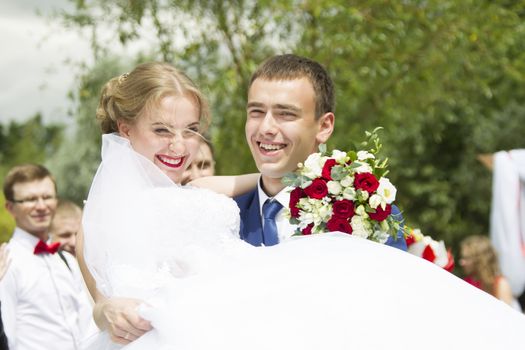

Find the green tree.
[{"left": 48, "top": 58, "right": 132, "bottom": 204}]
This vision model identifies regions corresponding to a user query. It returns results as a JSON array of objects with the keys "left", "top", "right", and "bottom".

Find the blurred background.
[{"left": 1, "top": 0, "right": 524, "bottom": 258}]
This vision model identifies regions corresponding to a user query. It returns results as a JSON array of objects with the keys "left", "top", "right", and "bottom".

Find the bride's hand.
[{"left": 93, "top": 297, "right": 153, "bottom": 345}]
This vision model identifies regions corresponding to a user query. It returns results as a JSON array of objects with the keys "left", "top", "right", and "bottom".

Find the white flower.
[
  {"left": 355, "top": 204, "right": 367, "bottom": 217},
  {"left": 353, "top": 162, "right": 373, "bottom": 174},
  {"left": 372, "top": 229, "right": 390, "bottom": 244},
  {"left": 298, "top": 198, "right": 332, "bottom": 226},
  {"left": 351, "top": 215, "right": 372, "bottom": 239},
  {"left": 342, "top": 187, "right": 356, "bottom": 200},
  {"left": 303, "top": 153, "right": 325, "bottom": 178},
  {"left": 327, "top": 181, "right": 342, "bottom": 195},
  {"left": 340, "top": 175, "right": 354, "bottom": 187},
  {"left": 377, "top": 177, "right": 397, "bottom": 204},
  {"left": 369, "top": 194, "right": 383, "bottom": 210},
  {"left": 357, "top": 189, "right": 369, "bottom": 201},
  {"left": 357, "top": 150, "right": 375, "bottom": 161},
  {"left": 331, "top": 150, "right": 348, "bottom": 164}
]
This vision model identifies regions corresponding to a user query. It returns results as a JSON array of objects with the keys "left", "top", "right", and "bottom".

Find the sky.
[{"left": 0, "top": 0, "right": 91, "bottom": 125}]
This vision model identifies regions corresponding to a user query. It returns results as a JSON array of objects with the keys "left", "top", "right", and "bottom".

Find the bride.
[{"left": 79, "top": 62, "right": 525, "bottom": 350}]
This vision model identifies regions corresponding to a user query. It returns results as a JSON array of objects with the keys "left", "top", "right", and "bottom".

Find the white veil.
[{"left": 82, "top": 133, "right": 177, "bottom": 297}]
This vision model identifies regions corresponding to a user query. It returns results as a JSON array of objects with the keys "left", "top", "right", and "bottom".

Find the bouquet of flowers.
[
  {"left": 283, "top": 128, "right": 401, "bottom": 244},
  {"left": 405, "top": 228, "right": 455, "bottom": 272}
]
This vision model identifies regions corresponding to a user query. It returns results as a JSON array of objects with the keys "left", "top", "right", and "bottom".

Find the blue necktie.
[{"left": 262, "top": 199, "right": 283, "bottom": 246}]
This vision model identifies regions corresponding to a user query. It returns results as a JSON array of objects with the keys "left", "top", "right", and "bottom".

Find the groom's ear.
[
  {"left": 315, "top": 112, "right": 335, "bottom": 144},
  {"left": 117, "top": 120, "right": 132, "bottom": 138}
]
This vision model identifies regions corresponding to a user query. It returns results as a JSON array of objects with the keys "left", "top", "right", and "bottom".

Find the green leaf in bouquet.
[
  {"left": 365, "top": 204, "right": 376, "bottom": 213},
  {"left": 348, "top": 161, "right": 363, "bottom": 170},
  {"left": 281, "top": 173, "right": 299, "bottom": 187},
  {"left": 331, "top": 165, "right": 348, "bottom": 181},
  {"left": 296, "top": 175, "right": 313, "bottom": 188},
  {"left": 290, "top": 217, "right": 300, "bottom": 225},
  {"left": 347, "top": 150, "right": 357, "bottom": 162}
]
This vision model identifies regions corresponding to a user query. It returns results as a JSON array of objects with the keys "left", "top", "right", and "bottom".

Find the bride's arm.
[
  {"left": 189, "top": 173, "right": 259, "bottom": 196},
  {"left": 77, "top": 227, "right": 152, "bottom": 344}
]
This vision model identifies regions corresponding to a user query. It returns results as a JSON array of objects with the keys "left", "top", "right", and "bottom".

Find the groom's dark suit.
[{"left": 234, "top": 187, "right": 407, "bottom": 250}]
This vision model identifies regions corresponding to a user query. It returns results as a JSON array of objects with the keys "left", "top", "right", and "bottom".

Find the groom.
[{"left": 235, "top": 54, "right": 407, "bottom": 250}]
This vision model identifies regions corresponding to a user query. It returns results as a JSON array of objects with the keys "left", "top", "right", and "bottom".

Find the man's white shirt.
[
  {"left": 257, "top": 180, "right": 296, "bottom": 243},
  {"left": 0, "top": 228, "right": 96, "bottom": 350}
]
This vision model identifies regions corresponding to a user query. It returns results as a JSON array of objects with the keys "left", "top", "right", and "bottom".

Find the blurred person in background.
[
  {"left": 182, "top": 136, "right": 215, "bottom": 184},
  {"left": 0, "top": 243, "right": 10, "bottom": 349},
  {"left": 50, "top": 199, "right": 82, "bottom": 257},
  {"left": 0, "top": 164, "right": 95, "bottom": 349},
  {"left": 460, "top": 235, "right": 521, "bottom": 311}
]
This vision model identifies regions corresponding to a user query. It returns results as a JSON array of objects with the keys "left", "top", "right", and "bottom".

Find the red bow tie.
[{"left": 34, "top": 240, "right": 61, "bottom": 255}]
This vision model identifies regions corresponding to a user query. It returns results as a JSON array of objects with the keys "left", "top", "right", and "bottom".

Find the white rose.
[
  {"left": 331, "top": 150, "right": 348, "bottom": 164},
  {"left": 327, "top": 181, "right": 342, "bottom": 195},
  {"left": 303, "top": 153, "right": 325, "bottom": 178},
  {"left": 340, "top": 175, "right": 354, "bottom": 187},
  {"left": 353, "top": 162, "right": 373, "bottom": 174},
  {"left": 372, "top": 229, "right": 390, "bottom": 244},
  {"left": 318, "top": 204, "right": 333, "bottom": 221},
  {"left": 357, "top": 150, "right": 375, "bottom": 161},
  {"left": 368, "top": 194, "right": 383, "bottom": 209},
  {"left": 377, "top": 177, "right": 397, "bottom": 204},
  {"left": 355, "top": 204, "right": 367, "bottom": 217},
  {"left": 351, "top": 215, "right": 372, "bottom": 239},
  {"left": 342, "top": 187, "right": 356, "bottom": 200}
]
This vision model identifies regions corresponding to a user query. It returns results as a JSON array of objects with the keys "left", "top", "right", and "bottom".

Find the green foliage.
[
  {"left": 48, "top": 58, "right": 133, "bottom": 204},
  {"left": 47, "top": 0, "right": 525, "bottom": 254}
]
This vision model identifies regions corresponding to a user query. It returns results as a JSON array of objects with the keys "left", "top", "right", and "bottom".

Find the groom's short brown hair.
[{"left": 249, "top": 54, "right": 335, "bottom": 119}]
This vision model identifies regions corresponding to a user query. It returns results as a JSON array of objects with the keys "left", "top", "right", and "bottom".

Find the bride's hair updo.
[{"left": 96, "top": 62, "right": 210, "bottom": 134}]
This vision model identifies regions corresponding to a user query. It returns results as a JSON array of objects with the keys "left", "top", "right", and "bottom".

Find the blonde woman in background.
[{"left": 460, "top": 235, "right": 521, "bottom": 310}]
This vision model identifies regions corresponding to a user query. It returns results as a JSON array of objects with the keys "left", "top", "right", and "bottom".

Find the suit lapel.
[{"left": 242, "top": 190, "right": 264, "bottom": 246}]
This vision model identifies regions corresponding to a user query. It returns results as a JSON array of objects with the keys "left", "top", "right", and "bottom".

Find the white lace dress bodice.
[{"left": 88, "top": 186, "right": 240, "bottom": 300}]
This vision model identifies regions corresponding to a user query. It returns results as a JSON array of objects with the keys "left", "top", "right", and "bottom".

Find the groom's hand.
[{"left": 93, "top": 297, "right": 153, "bottom": 345}]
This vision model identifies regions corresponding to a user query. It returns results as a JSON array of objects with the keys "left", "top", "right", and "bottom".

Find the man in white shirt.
[{"left": 0, "top": 164, "right": 95, "bottom": 350}]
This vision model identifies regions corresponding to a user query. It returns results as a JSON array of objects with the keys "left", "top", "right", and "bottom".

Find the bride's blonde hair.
[{"left": 96, "top": 62, "right": 210, "bottom": 134}]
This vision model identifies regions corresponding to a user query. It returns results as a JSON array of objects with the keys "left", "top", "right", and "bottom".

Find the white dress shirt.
[
  {"left": 257, "top": 180, "right": 297, "bottom": 243},
  {"left": 0, "top": 228, "right": 95, "bottom": 350}
]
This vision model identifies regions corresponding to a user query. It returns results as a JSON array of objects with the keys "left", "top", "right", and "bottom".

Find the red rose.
[
  {"left": 354, "top": 173, "right": 379, "bottom": 194},
  {"left": 302, "top": 223, "right": 314, "bottom": 235},
  {"left": 304, "top": 178, "right": 328, "bottom": 199},
  {"left": 332, "top": 199, "right": 355, "bottom": 219},
  {"left": 422, "top": 244, "right": 436, "bottom": 262},
  {"left": 369, "top": 204, "right": 392, "bottom": 222},
  {"left": 326, "top": 216, "right": 353, "bottom": 234},
  {"left": 289, "top": 187, "right": 304, "bottom": 218},
  {"left": 321, "top": 159, "right": 337, "bottom": 180}
]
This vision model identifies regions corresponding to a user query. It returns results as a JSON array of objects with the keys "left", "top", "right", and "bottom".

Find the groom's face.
[{"left": 246, "top": 77, "right": 333, "bottom": 182}]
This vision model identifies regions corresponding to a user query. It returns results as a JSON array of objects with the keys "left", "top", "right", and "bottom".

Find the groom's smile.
[{"left": 258, "top": 142, "right": 287, "bottom": 154}]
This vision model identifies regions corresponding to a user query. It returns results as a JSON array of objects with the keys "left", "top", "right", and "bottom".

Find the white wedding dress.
[{"left": 82, "top": 134, "right": 525, "bottom": 350}]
